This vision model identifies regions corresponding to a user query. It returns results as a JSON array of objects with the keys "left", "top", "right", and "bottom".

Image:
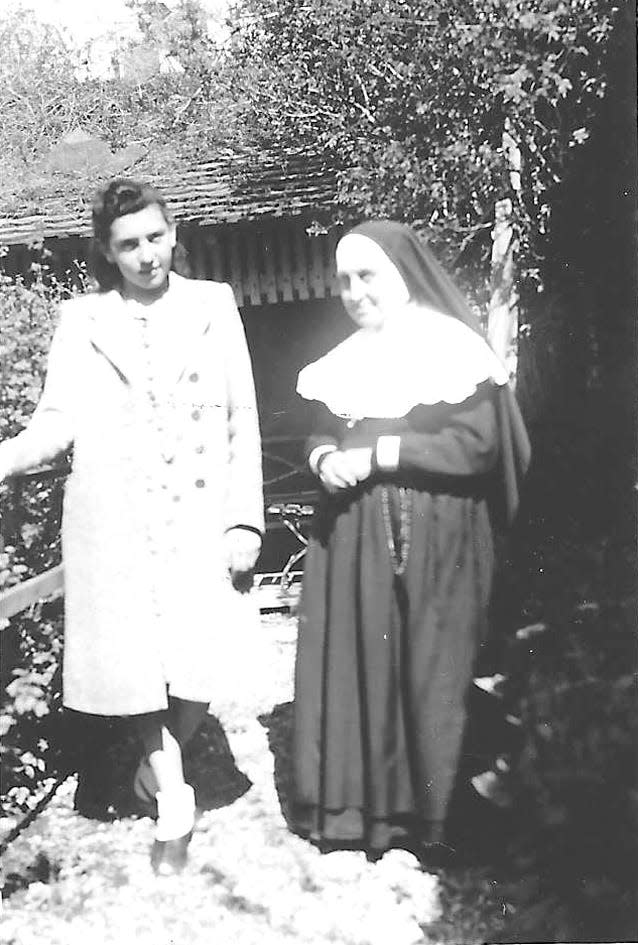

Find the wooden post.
[
  {"left": 206, "top": 230, "right": 226, "bottom": 283},
  {"left": 291, "top": 225, "right": 310, "bottom": 301},
  {"left": 276, "top": 227, "right": 294, "bottom": 302},
  {"left": 308, "top": 236, "right": 326, "bottom": 299},
  {"left": 243, "top": 231, "right": 262, "bottom": 306},
  {"left": 488, "top": 120, "right": 522, "bottom": 385},
  {"left": 189, "top": 230, "right": 209, "bottom": 279},
  {"left": 326, "top": 226, "right": 342, "bottom": 297},
  {"left": 228, "top": 229, "right": 244, "bottom": 307},
  {"left": 261, "top": 231, "right": 279, "bottom": 304}
]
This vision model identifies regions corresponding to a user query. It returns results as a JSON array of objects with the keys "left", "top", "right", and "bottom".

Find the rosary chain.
[{"left": 380, "top": 485, "right": 412, "bottom": 577}]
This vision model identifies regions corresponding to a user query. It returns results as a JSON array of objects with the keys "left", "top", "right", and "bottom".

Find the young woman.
[
  {"left": 292, "top": 221, "right": 530, "bottom": 868},
  {"left": 0, "top": 179, "right": 266, "bottom": 875}
]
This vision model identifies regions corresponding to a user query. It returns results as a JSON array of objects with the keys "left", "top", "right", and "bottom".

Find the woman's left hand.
[
  {"left": 340, "top": 447, "right": 374, "bottom": 483},
  {"left": 225, "top": 527, "right": 262, "bottom": 575}
]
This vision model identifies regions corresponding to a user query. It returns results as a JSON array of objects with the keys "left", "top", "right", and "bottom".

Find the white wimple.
[{"left": 297, "top": 304, "right": 508, "bottom": 421}]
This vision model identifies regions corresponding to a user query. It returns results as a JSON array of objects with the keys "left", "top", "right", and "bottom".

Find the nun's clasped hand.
[{"left": 318, "top": 447, "right": 373, "bottom": 493}]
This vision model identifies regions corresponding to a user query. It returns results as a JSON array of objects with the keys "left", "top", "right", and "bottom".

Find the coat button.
[
  {"left": 189, "top": 372, "right": 199, "bottom": 382},
  {"left": 195, "top": 478, "right": 206, "bottom": 488},
  {"left": 191, "top": 409, "right": 201, "bottom": 420}
]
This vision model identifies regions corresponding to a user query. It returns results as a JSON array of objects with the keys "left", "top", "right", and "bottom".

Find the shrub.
[
  {"left": 1, "top": 258, "right": 85, "bottom": 818},
  {"left": 0, "top": 602, "right": 67, "bottom": 819},
  {"left": 499, "top": 541, "right": 638, "bottom": 943},
  {"left": 0, "top": 255, "right": 71, "bottom": 437},
  {"left": 0, "top": 255, "right": 84, "bottom": 571}
]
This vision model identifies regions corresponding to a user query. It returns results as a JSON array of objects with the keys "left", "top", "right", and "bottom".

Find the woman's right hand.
[
  {"left": 317, "top": 450, "right": 359, "bottom": 492},
  {"left": 318, "top": 448, "right": 373, "bottom": 493}
]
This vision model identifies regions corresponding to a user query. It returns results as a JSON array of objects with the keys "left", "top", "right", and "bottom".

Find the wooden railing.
[
  {"left": 0, "top": 438, "right": 316, "bottom": 622},
  {"left": 0, "top": 564, "right": 65, "bottom": 621}
]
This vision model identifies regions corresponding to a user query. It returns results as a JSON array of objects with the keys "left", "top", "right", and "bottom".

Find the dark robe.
[{"left": 292, "top": 381, "right": 500, "bottom": 852}]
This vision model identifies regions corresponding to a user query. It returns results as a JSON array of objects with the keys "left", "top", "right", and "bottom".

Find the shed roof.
[{"left": 0, "top": 151, "right": 339, "bottom": 247}]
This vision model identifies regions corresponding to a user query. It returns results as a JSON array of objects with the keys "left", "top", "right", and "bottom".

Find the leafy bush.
[
  {"left": 0, "top": 256, "right": 62, "bottom": 439},
  {"left": 1, "top": 260, "right": 84, "bottom": 818},
  {"left": 497, "top": 541, "right": 638, "bottom": 943},
  {"left": 0, "top": 544, "right": 29, "bottom": 595},
  {"left": 0, "top": 256, "right": 83, "bottom": 570},
  {"left": 0, "top": 603, "right": 68, "bottom": 819}
]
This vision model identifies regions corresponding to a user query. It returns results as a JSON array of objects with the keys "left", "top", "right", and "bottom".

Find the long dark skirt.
[{"left": 292, "top": 482, "right": 494, "bottom": 853}]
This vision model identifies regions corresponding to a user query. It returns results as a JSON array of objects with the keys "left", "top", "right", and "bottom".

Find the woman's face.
[
  {"left": 105, "top": 203, "right": 176, "bottom": 299},
  {"left": 335, "top": 234, "right": 409, "bottom": 331}
]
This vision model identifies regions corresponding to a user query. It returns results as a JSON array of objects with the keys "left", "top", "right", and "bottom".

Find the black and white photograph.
[{"left": 0, "top": 1, "right": 635, "bottom": 943}]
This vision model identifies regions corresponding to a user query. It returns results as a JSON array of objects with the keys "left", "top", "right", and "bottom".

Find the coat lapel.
[
  {"left": 87, "top": 276, "right": 213, "bottom": 387},
  {"left": 88, "top": 291, "right": 139, "bottom": 384}
]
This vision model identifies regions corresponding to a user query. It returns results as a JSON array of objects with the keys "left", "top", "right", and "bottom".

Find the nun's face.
[{"left": 336, "top": 234, "right": 409, "bottom": 331}]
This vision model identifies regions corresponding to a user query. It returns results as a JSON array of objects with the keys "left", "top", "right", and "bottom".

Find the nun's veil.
[
  {"left": 345, "top": 220, "right": 531, "bottom": 525},
  {"left": 348, "top": 220, "right": 481, "bottom": 333}
]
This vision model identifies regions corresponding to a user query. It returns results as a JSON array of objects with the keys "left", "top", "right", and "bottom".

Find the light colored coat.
[{"left": 3, "top": 274, "right": 264, "bottom": 715}]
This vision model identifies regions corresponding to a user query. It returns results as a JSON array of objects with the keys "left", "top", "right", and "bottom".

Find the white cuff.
[
  {"left": 155, "top": 783, "right": 196, "bottom": 841},
  {"left": 308, "top": 444, "right": 337, "bottom": 476},
  {"left": 376, "top": 436, "right": 401, "bottom": 472}
]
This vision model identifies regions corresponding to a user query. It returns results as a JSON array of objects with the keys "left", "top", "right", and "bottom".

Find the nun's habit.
[{"left": 292, "top": 221, "right": 530, "bottom": 853}]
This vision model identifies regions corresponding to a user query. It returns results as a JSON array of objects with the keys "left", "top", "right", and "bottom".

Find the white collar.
[{"left": 297, "top": 305, "right": 508, "bottom": 420}]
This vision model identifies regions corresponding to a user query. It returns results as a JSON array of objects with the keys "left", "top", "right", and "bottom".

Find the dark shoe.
[{"left": 150, "top": 831, "right": 193, "bottom": 876}]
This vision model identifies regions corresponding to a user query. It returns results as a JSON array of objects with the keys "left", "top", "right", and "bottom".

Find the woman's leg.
[
  {"left": 136, "top": 698, "right": 209, "bottom": 794},
  {"left": 167, "top": 696, "right": 209, "bottom": 750},
  {"left": 136, "top": 711, "right": 184, "bottom": 794},
  {"left": 135, "top": 699, "right": 207, "bottom": 874}
]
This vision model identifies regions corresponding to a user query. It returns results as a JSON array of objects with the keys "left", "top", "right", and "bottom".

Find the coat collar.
[{"left": 88, "top": 274, "right": 212, "bottom": 384}]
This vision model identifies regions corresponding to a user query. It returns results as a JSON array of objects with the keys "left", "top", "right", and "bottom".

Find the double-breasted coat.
[{"left": 3, "top": 274, "right": 264, "bottom": 715}]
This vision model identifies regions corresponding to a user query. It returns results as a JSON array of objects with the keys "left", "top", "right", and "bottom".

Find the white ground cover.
[{"left": 1, "top": 614, "right": 442, "bottom": 945}]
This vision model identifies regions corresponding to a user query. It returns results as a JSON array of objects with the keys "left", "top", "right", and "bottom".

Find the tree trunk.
[{"left": 488, "top": 122, "right": 522, "bottom": 386}]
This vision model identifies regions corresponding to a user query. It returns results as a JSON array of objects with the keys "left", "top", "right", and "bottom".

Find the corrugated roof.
[{"left": 0, "top": 151, "right": 340, "bottom": 246}]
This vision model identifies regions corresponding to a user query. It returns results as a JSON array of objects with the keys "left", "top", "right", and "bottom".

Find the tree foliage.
[
  {"left": 226, "top": 0, "right": 626, "bottom": 287},
  {"left": 0, "top": 1, "right": 245, "bottom": 210},
  {"left": 0, "top": 0, "right": 626, "bottom": 296}
]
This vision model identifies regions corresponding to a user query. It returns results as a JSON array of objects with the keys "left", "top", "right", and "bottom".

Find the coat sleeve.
[
  {"left": 0, "top": 306, "right": 75, "bottom": 477},
  {"left": 221, "top": 286, "right": 265, "bottom": 535},
  {"left": 376, "top": 384, "right": 499, "bottom": 478}
]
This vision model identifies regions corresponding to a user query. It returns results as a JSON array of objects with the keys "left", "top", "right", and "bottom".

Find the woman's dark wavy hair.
[{"left": 89, "top": 178, "right": 190, "bottom": 291}]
